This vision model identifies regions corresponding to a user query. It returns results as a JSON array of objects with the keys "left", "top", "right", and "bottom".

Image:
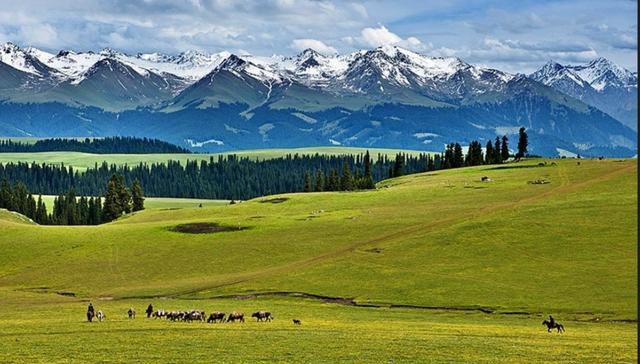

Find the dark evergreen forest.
[{"left": 0, "top": 137, "right": 191, "bottom": 154}]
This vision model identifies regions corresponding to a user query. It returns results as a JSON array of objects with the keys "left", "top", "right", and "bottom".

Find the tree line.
[
  {"left": 0, "top": 129, "right": 529, "bottom": 202},
  {"left": 0, "top": 175, "right": 144, "bottom": 225},
  {"left": 0, "top": 136, "right": 191, "bottom": 154},
  {"left": 0, "top": 153, "right": 431, "bottom": 200}
]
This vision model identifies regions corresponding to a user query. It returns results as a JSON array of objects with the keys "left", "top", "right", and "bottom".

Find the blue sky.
[{"left": 0, "top": 0, "right": 636, "bottom": 72}]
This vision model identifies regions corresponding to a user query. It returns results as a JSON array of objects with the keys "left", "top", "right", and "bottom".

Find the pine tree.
[
  {"left": 501, "top": 135, "right": 509, "bottom": 162},
  {"left": 493, "top": 137, "right": 502, "bottom": 164},
  {"left": 0, "top": 179, "right": 12, "bottom": 210},
  {"left": 116, "top": 175, "right": 132, "bottom": 214},
  {"left": 453, "top": 143, "right": 464, "bottom": 168},
  {"left": 35, "top": 195, "right": 48, "bottom": 224},
  {"left": 517, "top": 127, "right": 528, "bottom": 160},
  {"left": 103, "top": 175, "right": 122, "bottom": 222},
  {"left": 314, "top": 170, "right": 324, "bottom": 192},
  {"left": 485, "top": 141, "right": 494, "bottom": 165},
  {"left": 392, "top": 153, "right": 405, "bottom": 177},
  {"left": 340, "top": 161, "right": 353, "bottom": 191},
  {"left": 303, "top": 171, "right": 312, "bottom": 192},
  {"left": 362, "top": 151, "right": 374, "bottom": 189},
  {"left": 131, "top": 179, "right": 145, "bottom": 211}
]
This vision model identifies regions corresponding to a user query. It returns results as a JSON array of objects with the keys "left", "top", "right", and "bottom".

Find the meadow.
[
  {"left": 0, "top": 146, "right": 431, "bottom": 170},
  {"left": 0, "top": 158, "right": 636, "bottom": 362}
]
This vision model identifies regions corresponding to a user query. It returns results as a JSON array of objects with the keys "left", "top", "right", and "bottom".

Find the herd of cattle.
[
  {"left": 148, "top": 309, "right": 273, "bottom": 323},
  {"left": 112, "top": 307, "right": 290, "bottom": 324}
]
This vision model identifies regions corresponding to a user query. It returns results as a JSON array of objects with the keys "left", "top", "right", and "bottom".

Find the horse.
[
  {"left": 251, "top": 311, "right": 273, "bottom": 322},
  {"left": 96, "top": 310, "right": 106, "bottom": 322},
  {"left": 292, "top": 319, "right": 301, "bottom": 325},
  {"left": 127, "top": 308, "right": 136, "bottom": 319},
  {"left": 87, "top": 310, "right": 95, "bottom": 322},
  {"left": 207, "top": 312, "right": 225, "bottom": 323},
  {"left": 542, "top": 320, "right": 565, "bottom": 333},
  {"left": 226, "top": 312, "right": 245, "bottom": 323}
]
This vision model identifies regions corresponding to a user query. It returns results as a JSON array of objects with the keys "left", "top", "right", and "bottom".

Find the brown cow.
[
  {"left": 226, "top": 312, "right": 245, "bottom": 323},
  {"left": 251, "top": 311, "right": 273, "bottom": 322},
  {"left": 207, "top": 312, "right": 225, "bottom": 323}
]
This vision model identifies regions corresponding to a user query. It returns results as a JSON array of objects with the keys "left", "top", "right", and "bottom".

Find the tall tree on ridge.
[
  {"left": 501, "top": 135, "right": 510, "bottom": 162},
  {"left": 517, "top": 127, "right": 528, "bottom": 160}
]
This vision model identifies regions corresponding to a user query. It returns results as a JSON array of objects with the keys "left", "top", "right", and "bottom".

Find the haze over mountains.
[{"left": 0, "top": 42, "right": 636, "bottom": 156}]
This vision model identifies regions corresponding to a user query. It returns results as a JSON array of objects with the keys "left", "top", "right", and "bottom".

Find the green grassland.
[
  {"left": 0, "top": 158, "right": 636, "bottom": 362},
  {"left": 0, "top": 146, "right": 431, "bottom": 170}
]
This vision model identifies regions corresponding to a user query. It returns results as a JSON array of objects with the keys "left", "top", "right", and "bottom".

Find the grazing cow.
[
  {"left": 96, "top": 310, "right": 106, "bottom": 322},
  {"left": 251, "top": 311, "right": 273, "bottom": 322},
  {"left": 152, "top": 310, "right": 166, "bottom": 319},
  {"left": 207, "top": 312, "right": 225, "bottom": 323},
  {"left": 292, "top": 319, "right": 301, "bottom": 325},
  {"left": 128, "top": 308, "right": 136, "bottom": 319},
  {"left": 226, "top": 312, "right": 245, "bottom": 323}
]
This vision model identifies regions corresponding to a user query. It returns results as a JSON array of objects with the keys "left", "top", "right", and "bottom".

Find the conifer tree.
[
  {"left": 131, "top": 179, "right": 145, "bottom": 211},
  {"left": 340, "top": 161, "right": 353, "bottom": 191},
  {"left": 501, "top": 135, "right": 510, "bottom": 161},
  {"left": 453, "top": 143, "right": 464, "bottom": 168},
  {"left": 517, "top": 127, "right": 528, "bottom": 160},
  {"left": 485, "top": 141, "right": 494, "bottom": 164},
  {"left": 314, "top": 170, "right": 324, "bottom": 192},
  {"left": 493, "top": 137, "right": 502, "bottom": 164},
  {"left": 392, "top": 153, "right": 405, "bottom": 177},
  {"left": 303, "top": 171, "right": 312, "bottom": 192},
  {"left": 103, "top": 175, "right": 122, "bottom": 222}
]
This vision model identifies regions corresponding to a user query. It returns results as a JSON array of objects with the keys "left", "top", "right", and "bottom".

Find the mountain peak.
[
  {"left": 2, "top": 41, "right": 20, "bottom": 52},
  {"left": 298, "top": 48, "right": 322, "bottom": 58},
  {"left": 216, "top": 54, "right": 246, "bottom": 70}
]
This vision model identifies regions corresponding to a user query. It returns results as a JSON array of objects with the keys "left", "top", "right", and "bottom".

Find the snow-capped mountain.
[
  {"left": 0, "top": 42, "right": 637, "bottom": 157},
  {"left": 530, "top": 58, "right": 637, "bottom": 130}
]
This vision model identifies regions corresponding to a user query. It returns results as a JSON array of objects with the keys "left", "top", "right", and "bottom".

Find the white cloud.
[
  {"left": 358, "top": 25, "right": 430, "bottom": 52},
  {"left": 290, "top": 38, "right": 337, "bottom": 55},
  {"left": 360, "top": 25, "right": 402, "bottom": 47}
]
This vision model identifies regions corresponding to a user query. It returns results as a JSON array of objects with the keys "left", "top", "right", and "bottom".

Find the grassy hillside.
[
  {"left": 0, "top": 158, "right": 636, "bottom": 362},
  {"left": 0, "top": 146, "right": 431, "bottom": 170}
]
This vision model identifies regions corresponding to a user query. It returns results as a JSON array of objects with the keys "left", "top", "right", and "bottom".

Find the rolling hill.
[{"left": 0, "top": 158, "right": 636, "bottom": 362}]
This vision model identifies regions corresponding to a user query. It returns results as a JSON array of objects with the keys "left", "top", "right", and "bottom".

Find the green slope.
[
  {"left": 0, "top": 158, "right": 636, "bottom": 363},
  {"left": 0, "top": 159, "right": 635, "bottom": 317}
]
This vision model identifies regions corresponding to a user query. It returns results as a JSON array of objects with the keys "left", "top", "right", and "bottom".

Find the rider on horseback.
[
  {"left": 88, "top": 302, "right": 95, "bottom": 314},
  {"left": 549, "top": 315, "right": 555, "bottom": 327},
  {"left": 146, "top": 304, "right": 154, "bottom": 318}
]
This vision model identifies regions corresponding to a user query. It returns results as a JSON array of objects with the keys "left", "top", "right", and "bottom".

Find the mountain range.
[{"left": 0, "top": 42, "right": 637, "bottom": 156}]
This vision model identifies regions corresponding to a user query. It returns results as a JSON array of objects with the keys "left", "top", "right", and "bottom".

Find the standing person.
[
  {"left": 87, "top": 302, "right": 95, "bottom": 322},
  {"left": 146, "top": 304, "right": 154, "bottom": 318}
]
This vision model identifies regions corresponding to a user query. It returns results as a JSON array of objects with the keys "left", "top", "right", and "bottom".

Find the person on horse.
[
  {"left": 146, "top": 304, "right": 154, "bottom": 318},
  {"left": 549, "top": 315, "right": 555, "bottom": 327},
  {"left": 88, "top": 302, "right": 95, "bottom": 314}
]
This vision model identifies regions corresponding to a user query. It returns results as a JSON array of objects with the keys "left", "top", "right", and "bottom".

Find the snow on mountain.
[
  {"left": 571, "top": 57, "right": 637, "bottom": 91},
  {"left": 529, "top": 58, "right": 637, "bottom": 130},
  {"left": 530, "top": 61, "right": 589, "bottom": 88},
  {"left": 531, "top": 58, "right": 637, "bottom": 92},
  {"left": 1, "top": 42, "right": 57, "bottom": 77}
]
